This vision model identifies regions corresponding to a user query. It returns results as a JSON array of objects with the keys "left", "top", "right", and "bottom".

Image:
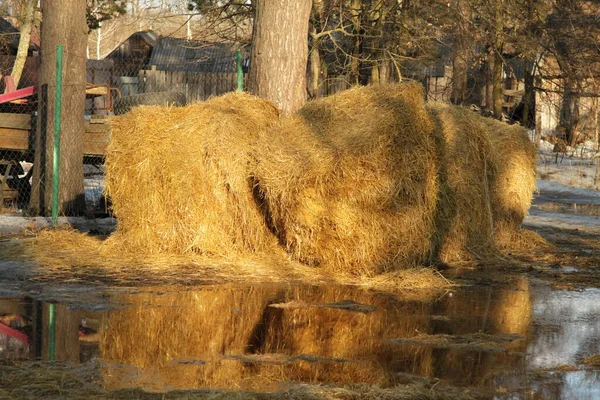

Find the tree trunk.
[
  {"left": 492, "top": 0, "right": 505, "bottom": 119},
  {"left": 10, "top": 0, "right": 36, "bottom": 88},
  {"left": 534, "top": 74, "right": 542, "bottom": 148},
  {"left": 30, "top": 0, "right": 86, "bottom": 216},
  {"left": 308, "top": 25, "right": 321, "bottom": 99},
  {"left": 492, "top": 47, "right": 504, "bottom": 119},
  {"left": 380, "top": 60, "right": 390, "bottom": 83},
  {"left": 451, "top": 39, "right": 469, "bottom": 105},
  {"left": 451, "top": 0, "right": 469, "bottom": 105},
  {"left": 521, "top": 59, "right": 535, "bottom": 129},
  {"left": 348, "top": 0, "right": 362, "bottom": 86},
  {"left": 559, "top": 79, "right": 580, "bottom": 145},
  {"left": 248, "top": 0, "right": 312, "bottom": 116},
  {"left": 371, "top": 62, "right": 380, "bottom": 84}
]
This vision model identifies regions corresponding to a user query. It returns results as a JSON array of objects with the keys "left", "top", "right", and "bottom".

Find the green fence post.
[
  {"left": 236, "top": 50, "right": 243, "bottom": 92},
  {"left": 51, "top": 45, "right": 64, "bottom": 227},
  {"left": 48, "top": 303, "right": 56, "bottom": 361}
]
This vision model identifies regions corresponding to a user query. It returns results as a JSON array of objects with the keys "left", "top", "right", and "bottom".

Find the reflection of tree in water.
[
  {"left": 526, "top": 287, "right": 600, "bottom": 400},
  {"left": 529, "top": 287, "right": 600, "bottom": 368},
  {"left": 98, "top": 282, "right": 533, "bottom": 392}
]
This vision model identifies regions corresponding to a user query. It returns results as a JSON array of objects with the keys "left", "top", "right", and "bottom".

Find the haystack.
[
  {"left": 481, "top": 118, "right": 538, "bottom": 248},
  {"left": 104, "top": 93, "right": 280, "bottom": 255},
  {"left": 100, "top": 83, "right": 537, "bottom": 275},
  {"left": 253, "top": 83, "right": 439, "bottom": 275},
  {"left": 426, "top": 103, "right": 497, "bottom": 262}
]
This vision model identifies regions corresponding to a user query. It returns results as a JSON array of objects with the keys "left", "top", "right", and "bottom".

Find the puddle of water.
[
  {"left": 534, "top": 201, "right": 600, "bottom": 216},
  {"left": 1, "top": 280, "right": 599, "bottom": 398},
  {"left": 558, "top": 266, "right": 579, "bottom": 273}
]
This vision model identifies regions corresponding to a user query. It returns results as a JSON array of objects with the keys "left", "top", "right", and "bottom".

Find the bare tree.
[
  {"left": 3, "top": 0, "right": 39, "bottom": 88},
  {"left": 543, "top": 0, "right": 600, "bottom": 144}
]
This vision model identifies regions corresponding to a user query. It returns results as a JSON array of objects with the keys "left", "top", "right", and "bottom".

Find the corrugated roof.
[
  {"left": 148, "top": 37, "right": 238, "bottom": 73},
  {"left": 138, "top": 31, "right": 159, "bottom": 47},
  {"left": 105, "top": 30, "right": 159, "bottom": 59}
]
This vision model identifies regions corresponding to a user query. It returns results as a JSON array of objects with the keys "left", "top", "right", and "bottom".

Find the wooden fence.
[{"left": 138, "top": 66, "right": 243, "bottom": 103}]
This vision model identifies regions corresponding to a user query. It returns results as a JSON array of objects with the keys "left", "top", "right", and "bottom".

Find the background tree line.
[{"left": 190, "top": 0, "right": 600, "bottom": 145}]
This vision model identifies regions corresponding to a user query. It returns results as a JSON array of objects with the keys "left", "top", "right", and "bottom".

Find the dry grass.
[
  {"left": 254, "top": 83, "right": 439, "bottom": 275},
  {"left": 0, "top": 228, "right": 451, "bottom": 290},
  {"left": 581, "top": 354, "right": 600, "bottom": 366},
  {"left": 509, "top": 226, "right": 600, "bottom": 288},
  {"left": 427, "top": 103, "right": 543, "bottom": 259},
  {"left": 386, "top": 332, "right": 524, "bottom": 353},
  {"left": 0, "top": 360, "right": 477, "bottom": 400}
]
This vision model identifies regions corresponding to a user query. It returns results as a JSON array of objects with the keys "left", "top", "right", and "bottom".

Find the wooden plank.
[
  {"left": 210, "top": 73, "right": 217, "bottom": 97},
  {"left": 0, "top": 127, "right": 29, "bottom": 150},
  {"left": 85, "top": 86, "right": 109, "bottom": 96},
  {"left": 199, "top": 72, "right": 206, "bottom": 101},
  {"left": 0, "top": 113, "right": 31, "bottom": 130},
  {"left": 0, "top": 119, "right": 110, "bottom": 155},
  {"left": 84, "top": 119, "right": 110, "bottom": 155},
  {"left": 83, "top": 132, "right": 110, "bottom": 156},
  {"left": 84, "top": 120, "right": 110, "bottom": 133}
]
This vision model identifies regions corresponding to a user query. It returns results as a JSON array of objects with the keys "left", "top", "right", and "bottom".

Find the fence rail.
[{"left": 138, "top": 67, "right": 242, "bottom": 103}]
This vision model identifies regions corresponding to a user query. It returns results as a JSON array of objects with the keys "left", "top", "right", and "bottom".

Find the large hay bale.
[
  {"left": 481, "top": 118, "right": 538, "bottom": 248},
  {"left": 253, "top": 83, "right": 439, "bottom": 275},
  {"left": 105, "top": 92, "right": 280, "bottom": 255},
  {"left": 426, "top": 103, "right": 497, "bottom": 262}
]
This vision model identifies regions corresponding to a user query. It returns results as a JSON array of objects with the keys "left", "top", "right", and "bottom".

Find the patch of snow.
[
  {"left": 536, "top": 180, "right": 600, "bottom": 201},
  {"left": 525, "top": 208, "right": 600, "bottom": 232},
  {"left": 537, "top": 139, "right": 600, "bottom": 191},
  {"left": 527, "top": 138, "right": 600, "bottom": 231}
]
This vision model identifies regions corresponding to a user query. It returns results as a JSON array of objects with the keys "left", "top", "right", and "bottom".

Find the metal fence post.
[
  {"left": 236, "top": 50, "right": 243, "bottom": 92},
  {"left": 51, "top": 45, "right": 63, "bottom": 226},
  {"left": 48, "top": 303, "right": 56, "bottom": 361}
]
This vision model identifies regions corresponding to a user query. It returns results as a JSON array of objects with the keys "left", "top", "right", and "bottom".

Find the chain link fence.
[{"left": 0, "top": 37, "right": 245, "bottom": 216}]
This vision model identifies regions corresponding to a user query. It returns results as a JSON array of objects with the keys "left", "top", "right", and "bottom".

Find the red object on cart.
[
  {"left": 0, "top": 76, "right": 36, "bottom": 105},
  {"left": 0, "top": 322, "right": 29, "bottom": 345}
]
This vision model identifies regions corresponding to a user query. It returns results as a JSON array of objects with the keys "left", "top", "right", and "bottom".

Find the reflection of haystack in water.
[
  {"left": 428, "top": 276, "right": 531, "bottom": 386},
  {"left": 104, "top": 93, "right": 279, "bottom": 255},
  {"left": 427, "top": 103, "right": 496, "bottom": 262},
  {"left": 252, "top": 287, "right": 436, "bottom": 385},
  {"left": 482, "top": 118, "right": 539, "bottom": 248},
  {"left": 253, "top": 83, "right": 439, "bottom": 275},
  {"left": 100, "top": 285, "right": 437, "bottom": 391},
  {"left": 100, "top": 286, "right": 272, "bottom": 391}
]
